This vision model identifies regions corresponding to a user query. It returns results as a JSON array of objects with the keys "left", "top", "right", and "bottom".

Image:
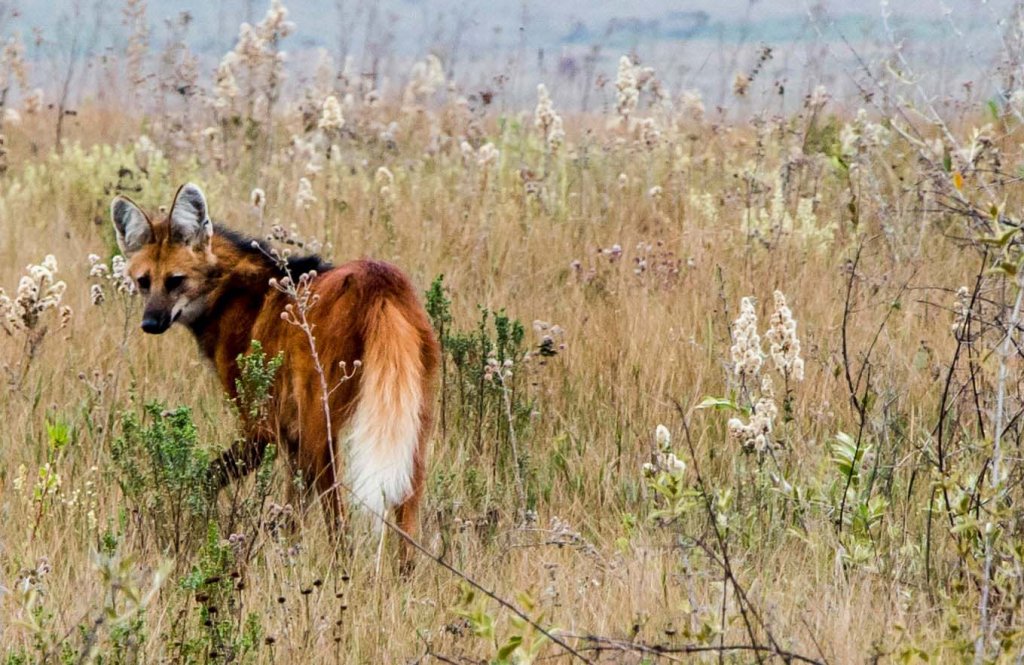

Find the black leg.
[{"left": 210, "top": 437, "right": 269, "bottom": 488}]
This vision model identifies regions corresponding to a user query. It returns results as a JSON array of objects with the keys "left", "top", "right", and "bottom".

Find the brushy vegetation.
[{"left": 6, "top": 1, "right": 1024, "bottom": 662}]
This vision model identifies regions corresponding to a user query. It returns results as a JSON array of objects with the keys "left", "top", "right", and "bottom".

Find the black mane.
[{"left": 215, "top": 223, "right": 332, "bottom": 278}]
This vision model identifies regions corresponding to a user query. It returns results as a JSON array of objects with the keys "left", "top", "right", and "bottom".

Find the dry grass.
[{"left": 2, "top": 7, "right": 1024, "bottom": 663}]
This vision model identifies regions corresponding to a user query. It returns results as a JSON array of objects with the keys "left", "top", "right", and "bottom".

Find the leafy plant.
[
  {"left": 454, "top": 584, "right": 551, "bottom": 664},
  {"left": 175, "top": 522, "right": 262, "bottom": 664},
  {"left": 234, "top": 340, "right": 283, "bottom": 422},
  {"left": 110, "top": 402, "right": 216, "bottom": 554}
]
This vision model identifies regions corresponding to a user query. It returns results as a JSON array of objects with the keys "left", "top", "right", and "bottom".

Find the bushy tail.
[{"left": 344, "top": 297, "right": 426, "bottom": 519}]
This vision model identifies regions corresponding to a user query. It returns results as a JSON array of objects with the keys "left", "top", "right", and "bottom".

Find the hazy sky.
[{"left": 4, "top": 0, "right": 1018, "bottom": 108}]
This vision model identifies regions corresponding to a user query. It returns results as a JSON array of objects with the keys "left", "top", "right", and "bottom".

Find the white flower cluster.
[
  {"left": 642, "top": 424, "right": 686, "bottom": 477},
  {"left": 318, "top": 94, "right": 345, "bottom": 132},
  {"left": 764, "top": 290, "right": 805, "bottom": 381},
  {"left": 727, "top": 376, "right": 779, "bottom": 453},
  {"left": 724, "top": 292, "right": 804, "bottom": 453},
  {"left": 534, "top": 84, "right": 565, "bottom": 154},
  {"left": 616, "top": 56, "right": 639, "bottom": 124},
  {"left": 212, "top": 0, "right": 295, "bottom": 113},
  {"left": 476, "top": 142, "right": 500, "bottom": 168},
  {"left": 0, "top": 35, "right": 28, "bottom": 93},
  {"left": 614, "top": 55, "right": 661, "bottom": 126},
  {"left": 403, "top": 54, "right": 446, "bottom": 107},
  {"left": 376, "top": 166, "right": 396, "bottom": 210},
  {"left": 374, "top": 166, "right": 394, "bottom": 188},
  {"left": 295, "top": 176, "right": 316, "bottom": 210},
  {"left": 213, "top": 56, "right": 239, "bottom": 110},
  {"left": 806, "top": 84, "right": 830, "bottom": 110},
  {"left": 839, "top": 109, "right": 891, "bottom": 157},
  {"left": 730, "top": 296, "right": 764, "bottom": 378},
  {"left": 1, "top": 255, "right": 69, "bottom": 332},
  {"left": 87, "top": 253, "right": 135, "bottom": 306},
  {"left": 638, "top": 117, "right": 660, "bottom": 150}
]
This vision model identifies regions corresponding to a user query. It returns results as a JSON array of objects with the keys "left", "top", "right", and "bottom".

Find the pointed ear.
[
  {"left": 110, "top": 196, "right": 153, "bottom": 255},
  {"left": 169, "top": 183, "right": 213, "bottom": 249}
]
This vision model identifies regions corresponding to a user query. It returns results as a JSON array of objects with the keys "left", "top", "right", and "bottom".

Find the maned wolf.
[{"left": 108, "top": 182, "right": 440, "bottom": 554}]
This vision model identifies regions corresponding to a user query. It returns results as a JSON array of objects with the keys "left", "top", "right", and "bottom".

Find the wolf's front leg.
[{"left": 209, "top": 436, "right": 270, "bottom": 489}]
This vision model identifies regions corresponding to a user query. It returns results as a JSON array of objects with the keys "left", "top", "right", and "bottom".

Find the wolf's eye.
[
  {"left": 165, "top": 275, "right": 186, "bottom": 291},
  {"left": 136, "top": 275, "right": 151, "bottom": 292}
]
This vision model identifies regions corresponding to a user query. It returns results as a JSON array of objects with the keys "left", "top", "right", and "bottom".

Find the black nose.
[{"left": 141, "top": 314, "right": 170, "bottom": 334}]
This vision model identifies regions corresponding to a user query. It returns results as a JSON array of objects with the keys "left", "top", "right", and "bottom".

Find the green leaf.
[
  {"left": 829, "top": 154, "right": 849, "bottom": 173},
  {"left": 977, "top": 226, "right": 1019, "bottom": 247},
  {"left": 991, "top": 260, "right": 1018, "bottom": 277},
  {"left": 987, "top": 98, "right": 1000, "bottom": 120},
  {"left": 830, "top": 431, "right": 869, "bottom": 485},
  {"left": 496, "top": 635, "right": 524, "bottom": 660},
  {"left": 695, "top": 396, "right": 738, "bottom": 412},
  {"left": 46, "top": 419, "right": 70, "bottom": 451}
]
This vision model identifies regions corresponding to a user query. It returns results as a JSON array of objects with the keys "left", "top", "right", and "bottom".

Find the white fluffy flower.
[
  {"left": 765, "top": 291, "right": 804, "bottom": 381},
  {"left": 1, "top": 255, "right": 67, "bottom": 331},
  {"left": 477, "top": 142, "right": 500, "bottom": 168},
  {"left": 731, "top": 297, "right": 764, "bottom": 378},
  {"left": 727, "top": 376, "right": 778, "bottom": 453},
  {"left": 534, "top": 84, "right": 566, "bottom": 153},
  {"left": 643, "top": 424, "right": 686, "bottom": 478},
  {"left": 655, "top": 424, "right": 671, "bottom": 450},
  {"left": 616, "top": 55, "right": 639, "bottom": 123},
  {"left": 295, "top": 177, "right": 316, "bottom": 210},
  {"left": 318, "top": 94, "right": 345, "bottom": 132}
]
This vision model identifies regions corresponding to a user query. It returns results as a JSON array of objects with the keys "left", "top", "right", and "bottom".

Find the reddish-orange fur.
[{"left": 111, "top": 187, "right": 439, "bottom": 561}]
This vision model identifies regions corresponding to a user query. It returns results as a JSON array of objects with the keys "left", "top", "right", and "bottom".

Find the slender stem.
[
  {"left": 976, "top": 274, "right": 1024, "bottom": 663},
  {"left": 496, "top": 370, "right": 526, "bottom": 522}
]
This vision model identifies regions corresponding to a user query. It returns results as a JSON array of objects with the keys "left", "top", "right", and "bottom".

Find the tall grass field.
[{"left": 3, "top": 1, "right": 1024, "bottom": 662}]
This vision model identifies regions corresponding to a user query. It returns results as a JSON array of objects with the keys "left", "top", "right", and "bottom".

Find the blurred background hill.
[{"left": 3, "top": 0, "right": 1018, "bottom": 111}]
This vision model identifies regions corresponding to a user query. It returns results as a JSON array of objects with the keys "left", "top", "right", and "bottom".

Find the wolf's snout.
[{"left": 141, "top": 311, "right": 171, "bottom": 334}]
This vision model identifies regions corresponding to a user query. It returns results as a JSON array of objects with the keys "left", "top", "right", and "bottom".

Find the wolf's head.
[{"left": 110, "top": 183, "right": 217, "bottom": 334}]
